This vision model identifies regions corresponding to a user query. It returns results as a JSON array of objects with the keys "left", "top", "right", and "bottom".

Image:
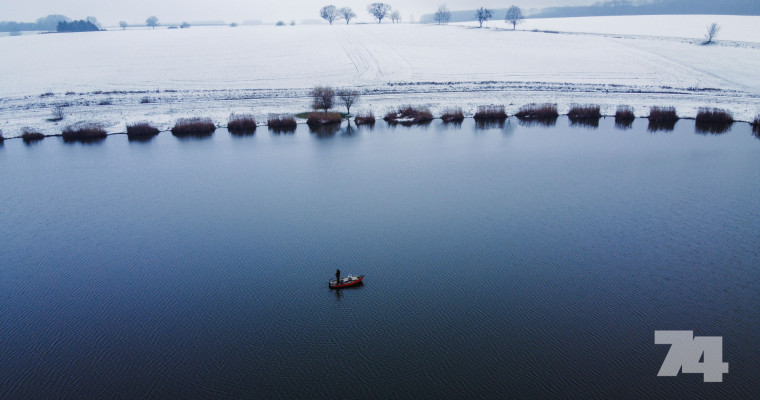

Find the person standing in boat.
[{"left": 335, "top": 269, "right": 341, "bottom": 285}]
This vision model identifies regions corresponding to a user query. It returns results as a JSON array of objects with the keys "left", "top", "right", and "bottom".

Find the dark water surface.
[{"left": 1, "top": 118, "right": 759, "bottom": 399}]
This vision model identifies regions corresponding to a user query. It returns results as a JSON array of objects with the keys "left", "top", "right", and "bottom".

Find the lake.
[{"left": 1, "top": 118, "right": 759, "bottom": 399}]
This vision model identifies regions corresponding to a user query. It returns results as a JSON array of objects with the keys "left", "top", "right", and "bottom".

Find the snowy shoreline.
[
  {"left": 1, "top": 80, "right": 758, "bottom": 138},
  {"left": 2, "top": 16, "right": 759, "bottom": 138}
]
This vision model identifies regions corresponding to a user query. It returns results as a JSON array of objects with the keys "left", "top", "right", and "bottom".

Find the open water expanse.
[{"left": 1, "top": 118, "right": 759, "bottom": 398}]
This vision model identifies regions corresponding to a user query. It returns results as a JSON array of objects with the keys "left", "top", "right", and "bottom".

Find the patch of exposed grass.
[
  {"left": 441, "top": 108, "right": 465, "bottom": 123},
  {"left": 695, "top": 108, "right": 733, "bottom": 134},
  {"left": 384, "top": 106, "right": 434, "bottom": 125},
  {"left": 515, "top": 103, "right": 558, "bottom": 120},
  {"left": 228, "top": 114, "right": 257, "bottom": 134},
  {"left": 306, "top": 112, "right": 342, "bottom": 127},
  {"left": 268, "top": 114, "right": 297, "bottom": 133},
  {"left": 171, "top": 117, "right": 216, "bottom": 137},
  {"left": 22, "top": 129, "right": 45, "bottom": 143},
  {"left": 127, "top": 122, "right": 160, "bottom": 139},
  {"left": 140, "top": 97, "right": 153, "bottom": 104},
  {"left": 354, "top": 112, "right": 376, "bottom": 126},
  {"left": 648, "top": 106, "right": 678, "bottom": 132},
  {"left": 62, "top": 123, "right": 107, "bottom": 143},
  {"left": 473, "top": 105, "right": 506, "bottom": 121}
]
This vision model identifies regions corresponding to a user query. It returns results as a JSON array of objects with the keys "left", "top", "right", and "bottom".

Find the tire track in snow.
[{"left": 332, "top": 28, "right": 413, "bottom": 84}]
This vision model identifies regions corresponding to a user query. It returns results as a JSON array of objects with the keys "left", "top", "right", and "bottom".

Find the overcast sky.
[{"left": 0, "top": 0, "right": 594, "bottom": 25}]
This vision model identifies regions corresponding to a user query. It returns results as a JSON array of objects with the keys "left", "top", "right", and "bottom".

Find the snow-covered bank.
[{"left": 1, "top": 18, "right": 759, "bottom": 137}]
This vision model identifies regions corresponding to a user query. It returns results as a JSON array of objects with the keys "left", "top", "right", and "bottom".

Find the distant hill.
[
  {"left": 534, "top": 0, "right": 760, "bottom": 18},
  {"left": 420, "top": 0, "right": 760, "bottom": 23}
]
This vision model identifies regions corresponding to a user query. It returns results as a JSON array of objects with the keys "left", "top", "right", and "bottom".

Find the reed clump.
[
  {"left": 441, "top": 108, "right": 465, "bottom": 123},
  {"left": 384, "top": 106, "right": 434, "bottom": 125},
  {"left": 62, "top": 123, "right": 107, "bottom": 142},
  {"left": 472, "top": 105, "right": 506, "bottom": 121},
  {"left": 615, "top": 105, "right": 635, "bottom": 129},
  {"left": 227, "top": 114, "right": 257, "bottom": 134},
  {"left": 22, "top": 129, "right": 45, "bottom": 143},
  {"left": 171, "top": 117, "right": 216, "bottom": 137},
  {"left": 648, "top": 106, "right": 679, "bottom": 132},
  {"left": 306, "top": 112, "right": 342, "bottom": 126},
  {"left": 695, "top": 108, "right": 733, "bottom": 134},
  {"left": 567, "top": 104, "right": 602, "bottom": 128},
  {"left": 752, "top": 115, "right": 760, "bottom": 136},
  {"left": 267, "top": 114, "right": 297, "bottom": 133},
  {"left": 515, "top": 103, "right": 559, "bottom": 120},
  {"left": 354, "top": 112, "right": 376, "bottom": 126},
  {"left": 126, "top": 122, "right": 160, "bottom": 139},
  {"left": 567, "top": 104, "right": 602, "bottom": 120}
]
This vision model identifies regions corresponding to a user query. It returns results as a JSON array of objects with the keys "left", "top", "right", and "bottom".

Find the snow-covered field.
[{"left": 1, "top": 15, "right": 759, "bottom": 137}]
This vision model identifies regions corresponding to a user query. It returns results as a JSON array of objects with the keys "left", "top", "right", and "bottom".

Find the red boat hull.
[{"left": 329, "top": 275, "right": 364, "bottom": 289}]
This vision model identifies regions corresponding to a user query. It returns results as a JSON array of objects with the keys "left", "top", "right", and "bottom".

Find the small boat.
[{"left": 329, "top": 274, "right": 364, "bottom": 289}]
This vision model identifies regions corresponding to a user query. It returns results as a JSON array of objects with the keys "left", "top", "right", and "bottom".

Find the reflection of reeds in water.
[
  {"left": 517, "top": 117, "right": 557, "bottom": 128},
  {"left": 309, "top": 122, "right": 341, "bottom": 137},
  {"left": 647, "top": 106, "right": 678, "bottom": 132},
  {"left": 615, "top": 105, "right": 635, "bottom": 130},
  {"left": 695, "top": 108, "right": 733, "bottom": 134},
  {"left": 475, "top": 120, "right": 505, "bottom": 130}
]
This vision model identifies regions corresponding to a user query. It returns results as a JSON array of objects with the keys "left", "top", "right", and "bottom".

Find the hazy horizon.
[{"left": 1, "top": 0, "right": 594, "bottom": 25}]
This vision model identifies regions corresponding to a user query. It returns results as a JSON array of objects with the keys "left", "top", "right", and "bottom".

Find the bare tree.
[
  {"left": 390, "top": 10, "right": 401, "bottom": 23},
  {"left": 146, "top": 16, "right": 159, "bottom": 29},
  {"left": 86, "top": 16, "right": 101, "bottom": 29},
  {"left": 311, "top": 86, "right": 336, "bottom": 113},
  {"left": 702, "top": 22, "right": 721, "bottom": 45},
  {"left": 505, "top": 5, "right": 524, "bottom": 30},
  {"left": 339, "top": 7, "right": 357, "bottom": 24},
  {"left": 337, "top": 89, "right": 360, "bottom": 114},
  {"left": 320, "top": 5, "right": 338, "bottom": 25},
  {"left": 475, "top": 7, "right": 493, "bottom": 28},
  {"left": 434, "top": 4, "right": 451, "bottom": 25},
  {"left": 367, "top": 3, "right": 392, "bottom": 23},
  {"left": 119, "top": 21, "right": 128, "bottom": 30}
]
